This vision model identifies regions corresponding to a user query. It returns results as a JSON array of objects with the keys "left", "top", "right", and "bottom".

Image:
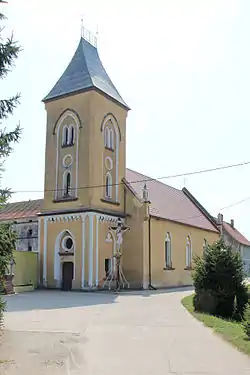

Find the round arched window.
[{"left": 62, "top": 236, "right": 74, "bottom": 252}]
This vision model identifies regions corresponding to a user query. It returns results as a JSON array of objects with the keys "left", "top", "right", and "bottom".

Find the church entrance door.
[{"left": 62, "top": 262, "right": 73, "bottom": 291}]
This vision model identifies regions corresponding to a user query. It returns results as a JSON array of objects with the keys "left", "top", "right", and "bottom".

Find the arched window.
[
  {"left": 62, "top": 126, "right": 68, "bottom": 146},
  {"left": 203, "top": 238, "right": 207, "bottom": 253},
  {"left": 165, "top": 232, "right": 172, "bottom": 268},
  {"left": 63, "top": 171, "right": 71, "bottom": 196},
  {"left": 105, "top": 173, "right": 112, "bottom": 199},
  {"left": 186, "top": 236, "right": 192, "bottom": 268},
  {"left": 104, "top": 127, "right": 110, "bottom": 148},
  {"left": 109, "top": 128, "right": 114, "bottom": 150},
  {"left": 69, "top": 125, "right": 74, "bottom": 145}
]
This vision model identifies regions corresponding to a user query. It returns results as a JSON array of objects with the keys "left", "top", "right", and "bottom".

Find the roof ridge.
[
  {"left": 4, "top": 198, "right": 42, "bottom": 206},
  {"left": 80, "top": 37, "right": 94, "bottom": 87}
]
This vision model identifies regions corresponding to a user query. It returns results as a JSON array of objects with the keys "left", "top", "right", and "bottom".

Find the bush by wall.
[{"left": 192, "top": 238, "right": 248, "bottom": 319}]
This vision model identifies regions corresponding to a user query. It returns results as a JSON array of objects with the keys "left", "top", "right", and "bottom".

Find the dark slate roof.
[{"left": 43, "top": 37, "right": 129, "bottom": 110}]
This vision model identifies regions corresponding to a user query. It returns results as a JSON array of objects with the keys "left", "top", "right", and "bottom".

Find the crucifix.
[{"left": 105, "top": 218, "right": 130, "bottom": 291}]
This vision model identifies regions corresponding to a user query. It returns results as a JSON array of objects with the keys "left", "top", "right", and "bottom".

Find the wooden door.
[{"left": 62, "top": 262, "right": 73, "bottom": 291}]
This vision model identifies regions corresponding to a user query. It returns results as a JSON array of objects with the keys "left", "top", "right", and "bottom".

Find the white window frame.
[
  {"left": 104, "top": 127, "right": 110, "bottom": 149},
  {"left": 109, "top": 128, "right": 114, "bottom": 150},
  {"left": 105, "top": 172, "right": 112, "bottom": 199},
  {"left": 62, "top": 125, "right": 69, "bottom": 146},
  {"left": 69, "top": 125, "right": 74, "bottom": 145},
  {"left": 186, "top": 235, "right": 192, "bottom": 268},
  {"left": 165, "top": 232, "right": 172, "bottom": 268}
]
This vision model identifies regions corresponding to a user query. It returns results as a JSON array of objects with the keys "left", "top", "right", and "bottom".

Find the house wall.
[
  {"left": 13, "top": 250, "right": 38, "bottom": 288},
  {"left": 13, "top": 220, "right": 38, "bottom": 252},
  {"left": 150, "top": 217, "right": 219, "bottom": 288},
  {"left": 223, "top": 230, "right": 240, "bottom": 252},
  {"left": 122, "top": 188, "right": 145, "bottom": 288},
  {"left": 241, "top": 245, "right": 250, "bottom": 275}
]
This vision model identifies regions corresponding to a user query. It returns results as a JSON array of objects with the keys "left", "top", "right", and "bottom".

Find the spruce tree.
[{"left": 0, "top": 0, "right": 22, "bottom": 325}]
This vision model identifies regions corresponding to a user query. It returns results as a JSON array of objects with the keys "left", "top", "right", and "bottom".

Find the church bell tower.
[{"left": 41, "top": 29, "right": 130, "bottom": 214}]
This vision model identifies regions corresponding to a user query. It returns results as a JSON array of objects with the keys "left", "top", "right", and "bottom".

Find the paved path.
[{"left": 1, "top": 288, "right": 250, "bottom": 374}]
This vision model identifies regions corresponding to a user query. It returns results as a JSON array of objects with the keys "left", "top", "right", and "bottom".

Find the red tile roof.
[
  {"left": 223, "top": 221, "right": 250, "bottom": 246},
  {"left": 0, "top": 199, "right": 42, "bottom": 221},
  {"left": 125, "top": 169, "right": 218, "bottom": 232}
]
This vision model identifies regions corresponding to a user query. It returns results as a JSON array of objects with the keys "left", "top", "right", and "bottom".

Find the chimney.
[
  {"left": 217, "top": 213, "right": 223, "bottom": 225},
  {"left": 231, "top": 219, "right": 234, "bottom": 229}
]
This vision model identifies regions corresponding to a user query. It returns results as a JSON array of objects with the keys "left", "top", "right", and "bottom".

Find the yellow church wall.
[
  {"left": 42, "top": 90, "right": 128, "bottom": 216},
  {"left": 44, "top": 218, "right": 82, "bottom": 289},
  {"left": 13, "top": 250, "right": 38, "bottom": 289},
  {"left": 150, "top": 217, "right": 219, "bottom": 288},
  {"left": 42, "top": 92, "right": 93, "bottom": 212},
  {"left": 88, "top": 91, "right": 128, "bottom": 212},
  {"left": 122, "top": 188, "right": 144, "bottom": 288}
]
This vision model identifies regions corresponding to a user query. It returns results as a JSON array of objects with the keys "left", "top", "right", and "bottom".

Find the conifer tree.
[{"left": 0, "top": 0, "right": 22, "bottom": 324}]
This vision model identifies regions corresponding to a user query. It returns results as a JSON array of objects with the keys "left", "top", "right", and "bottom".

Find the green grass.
[{"left": 182, "top": 294, "right": 250, "bottom": 355}]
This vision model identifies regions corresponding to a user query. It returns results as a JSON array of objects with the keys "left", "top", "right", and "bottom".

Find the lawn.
[{"left": 182, "top": 294, "right": 250, "bottom": 356}]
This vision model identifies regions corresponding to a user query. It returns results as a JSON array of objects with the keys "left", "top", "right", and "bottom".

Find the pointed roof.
[{"left": 43, "top": 37, "right": 129, "bottom": 110}]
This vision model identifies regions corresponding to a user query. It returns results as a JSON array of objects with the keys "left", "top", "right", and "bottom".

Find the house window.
[
  {"left": 203, "top": 238, "right": 207, "bottom": 253},
  {"left": 27, "top": 229, "right": 32, "bottom": 238},
  {"left": 62, "top": 125, "right": 74, "bottom": 146},
  {"left": 62, "top": 125, "right": 69, "bottom": 146},
  {"left": 104, "top": 127, "right": 114, "bottom": 150},
  {"left": 105, "top": 173, "right": 112, "bottom": 199},
  {"left": 104, "top": 127, "right": 110, "bottom": 148},
  {"left": 186, "top": 235, "right": 192, "bottom": 268},
  {"left": 109, "top": 128, "right": 114, "bottom": 150},
  {"left": 165, "top": 232, "right": 172, "bottom": 268},
  {"left": 63, "top": 171, "right": 71, "bottom": 196},
  {"left": 69, "top": 125, "right": 74, "bottom": 145}
]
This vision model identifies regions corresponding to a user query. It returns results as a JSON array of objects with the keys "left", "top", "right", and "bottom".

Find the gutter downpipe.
[{"left": 148, "top": 214, "right": 157, "bottom": 290}]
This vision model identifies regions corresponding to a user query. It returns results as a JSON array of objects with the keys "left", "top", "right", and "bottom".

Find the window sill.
[
  {"left": 105, "top": 146, "right": 114, "bottom": 152},
  {"left": 163, "top": 267, "right": 175, "bottom": 271},
  {"left": 184, "top": 266, "right": 193, "bottom": 271},
  {"left": 101, "top": 198, "right": 120, "bottom": 206},
  {"left": 53, "top": 197, "right": 78, "bottom": 203},
  {"left": 62, "top": 143, "right": 74, "bottom": 148}
]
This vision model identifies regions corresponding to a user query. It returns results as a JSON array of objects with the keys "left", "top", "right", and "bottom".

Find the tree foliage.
[
  {"left": 0, "top": 0, "right": 22, "bottom": 323},
  {"left": 192, "top": 238, "right": 248, "bottom": 319}
]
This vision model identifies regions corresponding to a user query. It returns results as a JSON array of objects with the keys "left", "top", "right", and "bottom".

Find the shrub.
[
  {"left": 244, "top": 304, "right": 250, "bottom": 340},
  {"left": 235, "top": 283, "right": 249, "bottom": 320},
  {"left": 192, "top": 238, "right": 248, "bottom": 319},
  {"left": 0, "top": 297, "right": 6, "bottom": 328}
]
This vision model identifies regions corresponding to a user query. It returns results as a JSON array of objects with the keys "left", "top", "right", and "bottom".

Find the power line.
[{"left": 10, "top": 160, "right": 250, "bottom": 194}]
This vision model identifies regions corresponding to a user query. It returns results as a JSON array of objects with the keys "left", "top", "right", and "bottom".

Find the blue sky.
[{"left": 2, "top": 0, "right": 250, "bottom": 237}]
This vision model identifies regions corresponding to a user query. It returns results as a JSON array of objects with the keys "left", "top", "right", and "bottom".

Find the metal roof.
[{"left": 43, "top": 37, "right": 129, "bottom": 110}]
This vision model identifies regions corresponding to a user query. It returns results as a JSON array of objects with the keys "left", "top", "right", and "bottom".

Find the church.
[{"left": 0, "top": 31, "right": 221, "bottom": 291}]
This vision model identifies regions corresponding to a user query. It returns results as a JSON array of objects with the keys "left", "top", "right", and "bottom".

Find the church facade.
[{"left": 0, "top": 34, "right": 221, "bottom": 290}]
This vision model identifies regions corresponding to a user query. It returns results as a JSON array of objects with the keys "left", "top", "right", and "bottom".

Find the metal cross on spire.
[{"left": 80, "top": 17, "right": 98, "bottom": 48}]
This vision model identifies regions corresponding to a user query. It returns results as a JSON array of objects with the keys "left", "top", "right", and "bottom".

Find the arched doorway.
[{"left": 62, "top": 262, "right": 74, "bottom": 291}]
